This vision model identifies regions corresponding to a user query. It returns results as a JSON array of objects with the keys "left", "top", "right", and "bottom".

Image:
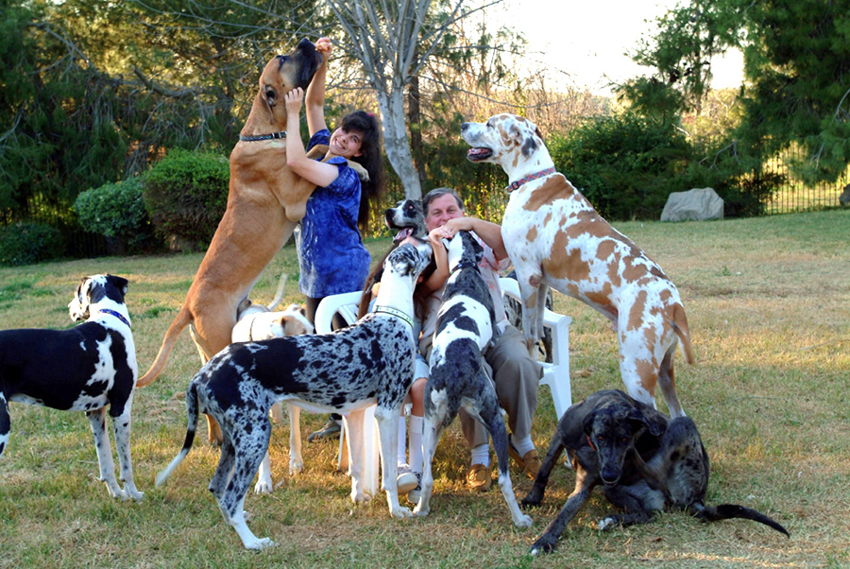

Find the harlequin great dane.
[
  {"left": 0, "top": 275, "right": 143, "bottom": 502},
  {"left": 137, "top": 39, "right": 326, "bottom": 442},
  {"left": 414, "top": 230, "right": 533, "bottom": 529},
  {"left": 231, "top": 289, "right": 314, "bottom": 493},
  {"left": 156, "top": 241, "right": 433, "bottom": 550},
  {"left": 521, "top": 390, "right": 789, "bottom": 555},
  {"left": 462, "top": 114, "right": 693, "bottom": 418}
]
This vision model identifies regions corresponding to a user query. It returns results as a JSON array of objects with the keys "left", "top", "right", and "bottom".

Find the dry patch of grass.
[{"left": 1, "top": 212, "right": 849, "bottom": 568}]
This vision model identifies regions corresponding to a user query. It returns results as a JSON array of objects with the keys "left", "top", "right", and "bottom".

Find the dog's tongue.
[
  {"left": 393, "top": 227, "right": 413, "bottom": 244},
  {"left": 467, "top": 147, "right": 489, "bottom": 158}
]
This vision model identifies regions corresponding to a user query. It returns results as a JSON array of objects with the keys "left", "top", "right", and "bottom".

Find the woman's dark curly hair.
[{"left": 342, "top": 110, "right": 386, "bottom": 231}]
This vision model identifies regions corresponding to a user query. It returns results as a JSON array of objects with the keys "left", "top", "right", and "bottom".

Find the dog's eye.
[{"left": 622, "top": 437, "right": 628, "bottom": 443}]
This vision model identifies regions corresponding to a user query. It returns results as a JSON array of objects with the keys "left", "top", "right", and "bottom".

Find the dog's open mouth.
[
  {"left": 392, "top": 226, "right": 413, "bottom": 244},
  {"left": 467, "top": 147, "right": 493, "bottom": 162}
]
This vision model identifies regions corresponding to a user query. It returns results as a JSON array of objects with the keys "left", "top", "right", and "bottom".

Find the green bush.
[
  {"left": 141, "top": 149, "right": 230, "bottom": 250},
  {"left": 547, "top": 113, "right": 693, "bottom": 220},
  {"left": 75, "top": 177, "right": 161, "bottom": 254},
  {"left": 0, "top": 222, "right": 65, "bottom": 266}
]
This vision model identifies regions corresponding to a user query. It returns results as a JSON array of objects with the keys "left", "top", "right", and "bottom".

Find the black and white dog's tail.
[
  {"left": 690, "top": 502, "right": 789, "bottom": 536},
  {"left": 155, "top": 381, "right": 201, "bottom": 487}
]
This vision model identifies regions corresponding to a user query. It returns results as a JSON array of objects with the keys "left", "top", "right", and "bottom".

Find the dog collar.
[
  {"left": 99, "top": 309, "right": 131, "bottom": 328},
  {"left": 239, "top": 131, "right": 287, "bottom": 142},
  {"left": 373, "top": 305, "right": 414, "bottom": 328},
  {"left": 450, "top": 260, "right": 479, "bottom": 275},
  {"left": 505, "top": 167, "right": 556, "bottom": 193}
]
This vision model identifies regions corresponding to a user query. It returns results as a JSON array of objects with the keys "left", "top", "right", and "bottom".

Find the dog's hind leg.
[
  {"left": 86, "top": 407, "right": 125, "bottom": 500},
  {"left": 598, "top": 481, "right": 660, "bottom": 530},
  {"left": 0, "top": 392, "right": 10, "bottom": 459},
  {"left": 219, "top": 431, "right": 274, "bottom": 550},
  {"left": 209, "top": 436, "right": 237, "bottom": 501},
  {"left": 375, "top": 405, "right": 412, "bottom": 518},
  {"left": 287, "top": 403, "right": 303, "bottom": 474},
  {"left": 482, "top": 403, "right": 533, "bottom": 528},
  {"left": 343, "top": 409, "right": 370, "bottom": 504},
  {"left": 522, "top": 427, "right": 566, "bottom": 508},
  {"left": 657, "top": 345, "right": 686, "bottom": 418},
  {"left": 413, "top": 390, "right": 450, "bottom": 518},
  {"left": 110, "top": 401, "right": 144, "bottom": 501}
]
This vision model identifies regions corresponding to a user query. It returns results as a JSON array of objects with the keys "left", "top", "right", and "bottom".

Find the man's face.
[{"left": 425, "top": 194, "right": 463, "bottom": 231}]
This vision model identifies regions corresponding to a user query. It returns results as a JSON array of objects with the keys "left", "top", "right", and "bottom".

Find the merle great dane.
[
  {"left": 0, "top": 274, "right": 143, "bottom": 501},
  {"left": 414, "top": 230, "right": 533, "bottom": 528},
  {"left": 156, "top": 240, "right": 433, "bottom": 550},
  {"left": 521, "top": 389, "right": 788, "bottom": 555}
]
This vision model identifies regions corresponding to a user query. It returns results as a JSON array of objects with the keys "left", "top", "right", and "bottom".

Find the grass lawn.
[{"left": 0, "top": 209, "right": 848, "bottom": 568}]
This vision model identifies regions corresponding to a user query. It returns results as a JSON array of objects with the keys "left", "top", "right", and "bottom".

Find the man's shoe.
[
  {"left": 466, "top": 464, "right": 492, "bottom": 492},
  {"left": 509, "top": 443, "right": 541, "bottom": 479},
  {"left": 307, "top": 418, "right": 342, "bottom": 442},
  {"left": 397, "top": 464, "right": 418, "bottom": 494},
  {"left": 407, "top": 472, "right": 422, "bottom": 504}
]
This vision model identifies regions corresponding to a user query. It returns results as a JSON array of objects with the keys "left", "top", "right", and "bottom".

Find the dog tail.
[
  {"left": 670, "top": 304, "right": 695, "bottom": 365},
  {"left": 266, "top": 273, "right": 288, "bottom": 310},
  {"left": 137, "top": 306, "right": 193, "bottom": 387},
  {"left": 690, "top": 502, "right": 790, "bottom": 537},
  {"left": 155, "top": 380, "right": 200, "bottom": 488}
]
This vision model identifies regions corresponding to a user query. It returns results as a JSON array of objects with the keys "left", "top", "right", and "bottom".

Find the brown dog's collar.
[
  {"left": 505, "top": 167, "right": 556, "bottom": 193},
  {"left": 239, "top": 131, "right": 287, "bottom": 142}
]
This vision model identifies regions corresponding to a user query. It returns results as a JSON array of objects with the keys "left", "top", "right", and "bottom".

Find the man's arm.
[{"left": 441, "top": 217, "right": 508, "bottom": 260}]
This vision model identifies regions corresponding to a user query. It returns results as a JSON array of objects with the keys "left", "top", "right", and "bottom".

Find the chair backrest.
[{"left": 314, "top": 291, "right": 362, "bottom": 335}]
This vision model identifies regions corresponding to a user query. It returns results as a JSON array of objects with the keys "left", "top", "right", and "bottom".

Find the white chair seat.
[{"left": 312, "top": 278, "right": 572, "bottom": 497}]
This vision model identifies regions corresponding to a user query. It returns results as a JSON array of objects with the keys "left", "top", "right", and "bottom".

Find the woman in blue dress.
[{"left": 284, "top": 37, "right": 385, "bottom": 329}]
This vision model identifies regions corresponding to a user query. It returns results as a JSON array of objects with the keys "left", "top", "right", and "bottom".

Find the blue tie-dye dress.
[{"left": 296, "top": 129, "right": 371, "bottom": 298}]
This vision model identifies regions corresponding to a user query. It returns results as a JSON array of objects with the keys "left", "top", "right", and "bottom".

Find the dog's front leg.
[
  {"left": 529, "top": 470, "right": 597, "bottom": 556},
  {"left": 86, "top": 407, "right": 125, "bottom": 500},
  {"left": 343, "top": 409, "right": 369, "bottom": 504},
  {"left": 111, "top": 404, "right": 144, "bottom": 501},
  {"left": 516, "top": 275, "right": 543, "bottom": 356},
  {"left": 375, "top": 405, "right": 412, "bottom": 518},
  {"left": 522, "top": 427, "right": 565, "bottom": 508}
]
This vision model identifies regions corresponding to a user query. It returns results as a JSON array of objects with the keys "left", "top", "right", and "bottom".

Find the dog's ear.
[
  {"left": 582, "top": 411, "right": 597, "bottom": 436},
  {"left": 626, "top": 407, "right": 663, "bottom": 437},
  {"left": 106, "top": 274, "right": 129, "bottom": 297},
  {"left": 263, "top": 85, "right": 278, "bottom": 124}
]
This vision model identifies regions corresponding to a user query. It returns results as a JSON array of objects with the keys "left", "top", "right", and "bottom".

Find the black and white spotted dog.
[
  {"left": 0, "top": 274, "right": 143, "bottom": 501},
  {"left": 386, "top": 198, "right": 427, "bottom": 244},
  {"left": 414, "top": 231, "right": 533, "bottom": 528},
  {"left": 156, "top": 241, "right": 433, "bottom": 550}
]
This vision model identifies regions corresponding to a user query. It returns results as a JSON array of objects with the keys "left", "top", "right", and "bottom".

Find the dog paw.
[
  {"left": 245, "top": 537, "right": 276, "bottom": 550},
  {"left": 254, "top": 480, "right": 273, "bottom": 495},
  {"left": 514, "top": 513, "right": 533, "bottom": 529},
  {"left": 288, "top": 458, "right": 303, "bottom": 475},
  {"left": 390, "top": 506, "right": 413, "bottom": 519},
  {"left": 413, "top": 505, "right": 430, "bottom": 517},
  {"left": 597, "top": 516, "right": 616, "bottom": 531},
  {"left": 521, "top": 495, "right": 541, "bottom": 509},
  {"left": 126, "top": 489, "right": 144, "bottom": 502},
  {"left": 529, "top": 535, "right": 557, "bottom": 556},
  {"left": 350, "top": 490, "right": 370, "bottom": 504}
]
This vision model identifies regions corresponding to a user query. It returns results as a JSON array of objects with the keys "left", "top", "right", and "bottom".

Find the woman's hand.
[
  {"left": 285, "top": 87, "right": 304, "bottom": 117},
  {"left": 316, "top": 37, "right": 333, "bottom": 56}
]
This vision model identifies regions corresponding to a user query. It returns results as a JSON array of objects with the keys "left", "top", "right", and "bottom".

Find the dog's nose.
[
  {"left": 461, "top": 122, "right": 469, "bottom": 132},
  {"left": 600, "top": 465, "right": 621, "bottom": 485}
]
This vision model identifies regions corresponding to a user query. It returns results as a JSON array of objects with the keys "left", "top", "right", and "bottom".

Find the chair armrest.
[
  {"left": 314, "top": 291, "right": 362, "bottom": 335},
  {"left": 498, "top": 277, "right": 569, "bottom": 329}
]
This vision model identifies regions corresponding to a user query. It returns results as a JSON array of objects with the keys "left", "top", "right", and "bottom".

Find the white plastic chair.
[
  {"left": 313, "top": 291, "right": 380, "bottom": 497},
  {"left": 498, "top": 278, "right": 572, "bottom": 420}
]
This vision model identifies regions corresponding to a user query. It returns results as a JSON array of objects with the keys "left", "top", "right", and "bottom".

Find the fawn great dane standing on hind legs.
[
  {"left": 137, "top": 40, "right": 328, "bottom": 441},
  {"left": 462, "top": 114, "right": 693, "bottom": 418}
]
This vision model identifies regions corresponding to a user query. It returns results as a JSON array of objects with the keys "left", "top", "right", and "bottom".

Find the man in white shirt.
[{"left": 419, "top": 187, "right": 543, "bottom": 491}]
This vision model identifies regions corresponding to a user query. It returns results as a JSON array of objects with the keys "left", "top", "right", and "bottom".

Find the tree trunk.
[{"left": 377, "top": 88, "right": 422, "bottom": 200}]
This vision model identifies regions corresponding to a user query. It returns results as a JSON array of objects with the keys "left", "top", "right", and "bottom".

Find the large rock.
[{"left": 661, "top": 187, "right": 724, "bottom": 222}]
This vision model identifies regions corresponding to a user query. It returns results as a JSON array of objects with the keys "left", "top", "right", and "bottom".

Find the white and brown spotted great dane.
[{"left": 461, "top": 114, "right": 693, "bottom": 418}]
